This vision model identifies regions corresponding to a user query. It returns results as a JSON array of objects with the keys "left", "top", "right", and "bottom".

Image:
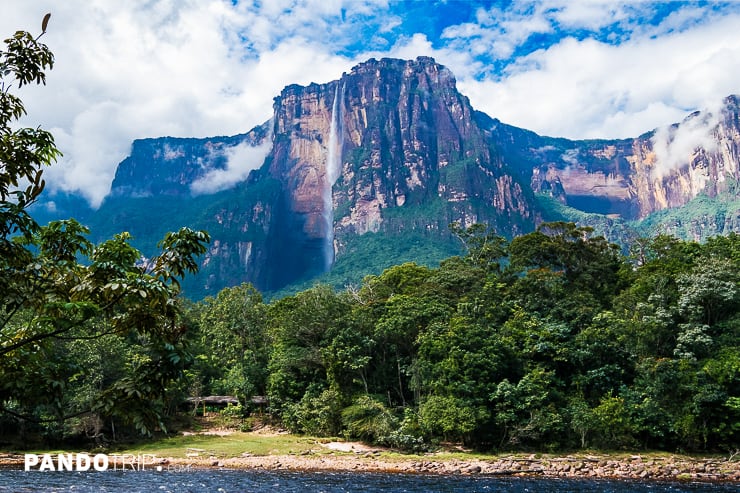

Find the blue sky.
[{"left": 3, "top": 1, "right": 740, "bottom": 205}]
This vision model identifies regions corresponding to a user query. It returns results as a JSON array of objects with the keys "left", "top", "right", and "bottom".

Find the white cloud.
[
  {"left": 190, "top": 138, "right": 274, "bottom": 195},
  {"left": 2, "top": 1, "right": 356, "bottom": 206},
  {"left": 455, "top": 12, "right": 740, "bottom": 140},
  {"left": 442, "top": 0, "right": 555, "bottom": 60},
  {"left": 651, "top": 101, "right": 723, "bottom": 179},
  {"left": 3, "top": 0, "right": 740, "bottom": 209},
  {"left": 549, "top": 0, "right": 637, "bottom": 31}
]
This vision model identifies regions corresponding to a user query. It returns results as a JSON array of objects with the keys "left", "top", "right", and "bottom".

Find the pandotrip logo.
[{"left": 24, "top": 453, "right": 168, "bottom": 472}]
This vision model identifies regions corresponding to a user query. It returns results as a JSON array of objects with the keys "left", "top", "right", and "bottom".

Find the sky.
[{"left": 3, "top": 0, "right": 740, "bottom": 207}]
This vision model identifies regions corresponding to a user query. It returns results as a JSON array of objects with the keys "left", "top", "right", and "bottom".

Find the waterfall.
[{"left": 323, "top": 82, "right": 344, "bottom": 271}]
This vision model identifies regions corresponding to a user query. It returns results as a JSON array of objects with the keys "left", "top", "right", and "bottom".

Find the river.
[{"left": 0, "top": 469, "right": 736, "bottom": 492}]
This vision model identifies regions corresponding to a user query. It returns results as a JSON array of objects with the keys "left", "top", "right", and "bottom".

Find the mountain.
[
  {"left": 488, "top": 95, "right": 740, "bottom": 220},
  {"left": 483, "top": 94, "right": 740, "bottom": 242},
  {"left": 35, "top": 57, "right": 740, "bottom": 297}
]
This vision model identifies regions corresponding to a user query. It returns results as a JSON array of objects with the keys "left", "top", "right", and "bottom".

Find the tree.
[
  {"left": 572, "top": 312, "right": 635, "bottom": 403},
  {"left": 491, "top": 366, "right": 564, "bottom": 448},
  {"left": 415, "top": 314, "right": 514, "bottom": 445},
  {"left": 449, "top": 222, "right": 508, "bottom": 274},
  {"left": 507, "top": 222, "right": 625, "bottom": 329},
  {"left": 266, "top": 285, "right": 348, "bottom": 416},
  {"left": 1, "top": 17, "right": 59, "bottom": 307},
  {"left": 418, "top": 394, "right": 484, "bottom": 443},
  {"left": 677, "top": 258, "right": 739, "bottom": 327},
  {"left": 373, "top": 293, "right": 449, "bottom": 407},
  {"left": 0, "top": 20, "right": 210, "bottom": 438},
  {"left": 196, "top": 284, "right": 268, "bottom": 402}
]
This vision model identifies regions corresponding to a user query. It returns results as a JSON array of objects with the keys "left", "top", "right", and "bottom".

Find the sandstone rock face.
[
  {"left": 495, "top": 96, "right": 740, "bottom": 221},
  {"left": 628, "top": 97, "right": 740, "bottom": 218},
  {"left": 110, "top": 124, "right": 271, "bottom": 198},
  {"left": 270, "top": 82, "right": 337, "bottom": 240},
  {"left": 267, "top": 82, "right": 341, "bottom": 282},
  {"left": 266, "top": 57, "right": 537, "bottom": 286},
  {"left": 200, "top": 197, "right": 276, "bottom": 292},
  {"left": 331, "top": 57, "right": 534, "bottom": 239}
]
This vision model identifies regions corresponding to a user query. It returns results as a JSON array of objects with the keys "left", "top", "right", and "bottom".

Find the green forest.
[
  {"left": 179, "top": 222, "right": 740, "bottom": 453},
  {"left": 1, "top": 22, "right": 739, "bottom": 455}
]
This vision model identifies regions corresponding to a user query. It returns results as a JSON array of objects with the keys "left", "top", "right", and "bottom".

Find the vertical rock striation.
[
  {"left": 493, "top": 95, "right": 740, "bottom": 221},
  {"left": 331, "top": 57, "right": 534, "bottom": 241},
  {"left": 265, "top": 57, "right": 536, "bottom": 286}
]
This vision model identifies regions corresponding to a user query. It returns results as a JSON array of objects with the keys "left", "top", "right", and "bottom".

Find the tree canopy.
[
  {"left": 185, "top": 223, "right": 739, "bottom": 453},
  {"left": 1, "top": 18, "right": 209, "bottom": 441}
]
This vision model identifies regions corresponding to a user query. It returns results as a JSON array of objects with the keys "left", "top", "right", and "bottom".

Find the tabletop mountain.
[{"left": 36, "top": 57, "right": 740, "bottom": 297}]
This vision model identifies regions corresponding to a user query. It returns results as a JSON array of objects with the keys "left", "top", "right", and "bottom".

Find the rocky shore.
[
  {"left": 3, "top": 450, "right": 739, "bottom": 483},
  {"left": 199, "top": 451, "right": 740, "bottom": 482}
]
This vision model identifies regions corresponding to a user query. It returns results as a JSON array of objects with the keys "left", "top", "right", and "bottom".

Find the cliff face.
[
  {"left": 100, "top": 57, "right": 537, "bottom": 292},
  {"left": 100, "top": 123, "right": 278, "bottom": 292},
  {"left": 331, "top": 58, "right": 533, "bottom": 236},
  {"left": 265, "top": 57, "right": 537, "bottom": 287},
  {"left": 110, "top": 123, "right": 271, "bottom": 198},
  {"left": 267, "top": 81, "right": 340, "bottom": 281},
  {"left": 494, "top": 95, "right": 740, "bottom": 221},
  {"left": 629, "top": 96, "right": 740, "bottom": 217}
]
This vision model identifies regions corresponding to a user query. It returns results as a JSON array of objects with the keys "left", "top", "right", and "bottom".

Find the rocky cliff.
[
  {"left": 256, "top": 57, "right": 538, "bottom": 289},
  {"left": 490, "top": 95, "right": 740, "bottom": 221},
  {"left": 110, "top": 123, "right": 271, "bottom": 198},
  {"left": 75, "top": 58, "right": 740, "bottom": 296}
]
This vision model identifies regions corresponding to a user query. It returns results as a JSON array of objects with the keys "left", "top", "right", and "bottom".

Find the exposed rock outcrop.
[
  {"left": 491, "top": 95, "right": 740, "bottom": 221},
  {"left": 262, "top": 57, "right": 537, "bottom": 288}
]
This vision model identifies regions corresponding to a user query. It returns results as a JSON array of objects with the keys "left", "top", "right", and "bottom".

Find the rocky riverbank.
[
  {"left": 173, "top": 451, "right": 739, "bottom": 482},
  {"left": 3, "top": 450, "right": 739, "bottom": 483}
]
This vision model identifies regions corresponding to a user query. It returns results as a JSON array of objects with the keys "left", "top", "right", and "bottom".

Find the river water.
[{"left": 0, "top": 469, "right": 736, "bottom": 493}]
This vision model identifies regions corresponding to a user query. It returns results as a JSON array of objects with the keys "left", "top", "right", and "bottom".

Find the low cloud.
[
  {"left": 2, "top": 1, "right": 354, "bottom": 207},
  {"left": 650, "top": 102, "right": 722, "bottom": 179},
  {"left": 455, "top": 12, "right": 740, "bottom": 140},
  {"left": 190, "top": 138, "right": 273, "bottom": 195}
]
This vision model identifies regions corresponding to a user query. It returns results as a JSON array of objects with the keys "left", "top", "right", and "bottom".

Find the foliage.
[
  {"left": 183, "top": 221, "right": 740, "bottom": 453},
  {"left": 0, "top": 20, "right": 209, "bottom": 441},
  {"left": 282, "top": 388, "right": 343, "bottom": 437},
  {"left": 213, "top": 403, "right": 245, "bottom": 430},
  {"left": 272, "top": 230, "right": 461, "bottom": 300},
  {"left": 194, "top": 284, "right": 268, "bottom": 401},
  {"left": 4, "top": 20, "right": 738, "bottom": 452},
  {"left": 341, "top": 395, "right": 397, "bottom": 443}
]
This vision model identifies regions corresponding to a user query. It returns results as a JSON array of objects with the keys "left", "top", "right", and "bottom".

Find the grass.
[
  {"left": 110, "top": 429, "right": 732, "bottom": 461},
  {"left": 116, "top": 432, "right": 321, "bottom": 458},
  {"left": 101, "top": 433, "right": 522, "bottom": 462},
  {"left": 11, "top": 432, "right": 732, "bottom": 467}
]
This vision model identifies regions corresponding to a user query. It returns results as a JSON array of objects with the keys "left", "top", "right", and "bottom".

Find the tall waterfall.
[{"left": 323, "top": 82, "right": 344, "bottom": 271}]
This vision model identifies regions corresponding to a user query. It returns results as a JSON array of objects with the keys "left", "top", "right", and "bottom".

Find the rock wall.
[
  {"left": 264, "top": 57, "right": 537, "bottom": 286},
  {"left": 491, "top": 95, "right": 740, "bottom": 221}
]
